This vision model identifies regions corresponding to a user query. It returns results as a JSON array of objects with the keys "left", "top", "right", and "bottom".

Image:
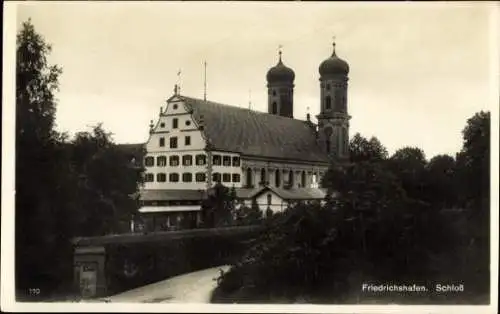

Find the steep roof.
[{"left": 179, "top": 96, "right": 328, "bottom": 163}]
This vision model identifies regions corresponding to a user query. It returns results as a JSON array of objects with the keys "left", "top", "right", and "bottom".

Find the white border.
[{"left": 2, "top": 1, "right": 499, "bottom": 313}]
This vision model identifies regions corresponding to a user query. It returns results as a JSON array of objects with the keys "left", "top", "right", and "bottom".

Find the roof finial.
[
  {"left": 332, "top": 36, "right": 337, "bottom": 56},
  {"left": 174, "top": 84, "right": 178, "bottom": 95},
  {"left": 278, "top": 44, "right": 283, "bottom": 63},
  {"left": 177, "top": 69, "right": 182, "bottom": 94}
]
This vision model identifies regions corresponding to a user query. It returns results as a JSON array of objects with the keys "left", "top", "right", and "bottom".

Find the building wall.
[
  {"left": 241, "top": 158, "right": 328, "bottom": 189},
  {"left": 144, "top": 97, "right": 207, "bottom": 190},
  {"left": 240, "top": 190, "right": 287, "bottom": 214}
]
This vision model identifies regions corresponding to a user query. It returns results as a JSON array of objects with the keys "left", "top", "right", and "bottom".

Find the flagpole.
[{"left": 204, "top": 61, "right": 207, "bottom": 101}]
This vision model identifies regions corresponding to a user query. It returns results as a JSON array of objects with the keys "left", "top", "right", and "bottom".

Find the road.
[{"left": 103, "top": 265, "right": 230, "bottom": 303}]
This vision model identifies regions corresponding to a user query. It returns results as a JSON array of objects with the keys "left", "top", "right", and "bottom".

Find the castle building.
[{"left": 130, "top": 42, "right": 351, "bottom": 231}]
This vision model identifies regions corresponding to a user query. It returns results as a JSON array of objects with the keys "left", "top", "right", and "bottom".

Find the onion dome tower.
[
  {"left": 316, "top": 39, "right": 351, "bottom": 162},
  {"left": 266, "top": 48, "right": 295, "bottom": 118}
]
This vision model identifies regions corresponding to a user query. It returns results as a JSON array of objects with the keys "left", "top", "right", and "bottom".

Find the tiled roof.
[
  {"left": 180, "top": 96, "right": 329, "bottom": 163},
  {"left": 257, "top": 186, "right": 329, "bottom": 200}
]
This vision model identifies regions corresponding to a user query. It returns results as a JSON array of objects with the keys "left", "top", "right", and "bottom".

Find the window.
[
  {"left": 182, "top": 155, "right": 192, "bottom": 166},
  {"left": 173, "top": 104, "right": 178, "bottom": 110},
  {"left": 326, "top": 140, "right": 331, "bottom": 154},
  {"left": 144, "top": 173, "right": 154, "bottom": 182},
  {"left": 185, "top": 136, "right": 191, "bottom": 146},
  {"left": 195, "top": 172, "right": 206, "bottom": 182},
  {"left": 223, "top": 156, "right": 231, "bottom": 166},
  {"left": 157, "top": 156, "right": 167, "bottom": 167},
  {"left": 246, "top": 168, "right": 253, "bottom": 187},
  {"left": 232, "top": 173, "right": 240, "bottom": 183},
  {"left": 325, "top": 96, "right": 332, "bottom": 110},
  {"left": 157, "top": 173, "right": 166, "bottom": 182},
  {"left": 169, "top": 173, "right": 179, "bottom": 182},
  {"left": 144, "top": 156, "right": 154, "bottom": 167},
  {"left": 185, "top": 120, "right": 191, "bottom": 126},
  {"left": 288, "top": 170, "right": 294, "bottom": 186},
  {"left": 160, "top": 122, "right": 165, "bottom": 128},
  {"left": 326, "top": 84, "right": 331, "bottom": 91},
  {"left": 212, "top": 155, "right": 221, "bottom": 166},
  {"left": 159, "top": 137, "right": 165, "bottom": 147},
  {"left": 170, "top": 137, "right": 178, "bottom": 148},
  {"left": 272, "top": 102, "right": 278, "bottom": 114},
  {"left": 182, "top": 173, "right": 192, "bottom": 182},
  {"left": 212, "top": 172, "right": 221, "bottom": 183},
  {"left": 275, "top": 169, "right": 281, "bottom": 187},
  {"left": 232, "top": 156, "right": 240, "bottom": 167},
  {"left": 222, "top": 173, "right": 231, "bottom": 183},
  {"left": 173, "top": 118, "right": 178, "bottom": 129},
  {"left": 272, "top": 90, "right": 276, "bottom": 96},
  {"left": 196, "top": 154, "right": 206, "bottom": 165},
  {"left": 267, "top": 194, "right": 272, "bottom": 206},
  {"left": 260, "top": 168, "right": 266, "bottom": 184},
  {"left": 301, "top": 171, "right": 306, "bottom": 188},
  {"left": 169, "top": 155, "right": 179, "bottom": 166}
]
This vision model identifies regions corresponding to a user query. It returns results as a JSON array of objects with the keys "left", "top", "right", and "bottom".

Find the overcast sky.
[{"left": 15, "top": 2, "right": 497, "bottom": 159}]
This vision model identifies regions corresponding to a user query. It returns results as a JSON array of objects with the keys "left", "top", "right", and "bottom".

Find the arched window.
[
  {"left": 272, "top": 102, "right": 278, "bottom": 114},
  {"left": 144, "top": 173, "right": 154, "bottom": 182},
  {"left": 325, "top": 96, "right": 332, "bottom": 110},
  {"left": 182, "top": 173, "right": 192, "bottom": 182},
  {"left": 246, "top": 168, "right": 253, "bottom": 187},
  {"left": 275, "top": 169, "right": 281, "bottom": 187},
  {"left": 169, "top": 155, "right": 179, "bottom": 166},
  {"left": 169, "top": 173, "right": 179, "bottom": 182},
  {"left": 157, "top": 173, "right": 167, "bottom": 182},
  {"left": 301, "top": 171, "right": 306, "bottom": 188},
  {"left": 157, "top": 156, "right": 167, "bottom": 167},
  {"left": 260, "top": 168, "right": 266, "bottom": 184},
  {"left": 144, "top": 156, "right": 154, "bottom": 167},
  {"left": 212, "top": 172, "right": 221, "bottom": 183},
  {"left": 288, "top": 170, "right": 294, "bottom": 186}
]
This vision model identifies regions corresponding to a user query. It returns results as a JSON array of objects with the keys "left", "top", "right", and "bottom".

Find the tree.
[
  {"left": 349, "top": 133, "right": 389, "bottom": 163},
  {"left": 15, "top": 19, "right": 67, "bottom": 294},
  {"left": 388, "top": 146, "right": 428, "bottom": 201},
  {"left": 425, "top": 154, "right": 457, "bottom": 208},
  {"left": 201, "top": 183, "right": 236, "bottom": 227},
  {"left": 69, "top": 124, "right": 144, "bottom": 236}
]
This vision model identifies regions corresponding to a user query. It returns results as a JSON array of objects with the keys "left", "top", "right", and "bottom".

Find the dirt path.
[{"left": 104, "top": 265, "right": 230, "bottom": 303}]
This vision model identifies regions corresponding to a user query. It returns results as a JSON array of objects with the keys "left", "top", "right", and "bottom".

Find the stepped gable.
[{"left": 180, "top": 96, "right": 328, "bottom": 163}]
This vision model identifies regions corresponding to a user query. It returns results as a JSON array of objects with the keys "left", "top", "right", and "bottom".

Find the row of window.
[
  {"left": 144, "top": 172, "right": 241, "bottom": 183},
  {"left": 144, "top": 155, "right": 241, "bottom": 167},
  {"left": 159, "top": 136, "right": 189, "bottom": 148},
  {"left": 158, "top": 117, "right": 192, "bottom": 130}
]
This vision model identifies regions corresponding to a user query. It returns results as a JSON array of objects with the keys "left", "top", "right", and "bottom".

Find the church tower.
[
  {"left": 317, "top": 40, "right": 351, "bottom": 161},
  {"left": 266, "top": 49, "right": 295, "bottom": 118}
]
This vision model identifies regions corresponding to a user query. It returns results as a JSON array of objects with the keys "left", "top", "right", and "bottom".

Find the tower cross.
[
  {"left": 332, "top": 35, "right": 336, "bottom": 55},
  {"left": 278, "top": 45, "right": 283, "bottom": 62}
]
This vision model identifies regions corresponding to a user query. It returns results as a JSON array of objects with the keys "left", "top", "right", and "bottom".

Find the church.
[{"left": 129, "top": 42, "right": 351, "bottom": 231}]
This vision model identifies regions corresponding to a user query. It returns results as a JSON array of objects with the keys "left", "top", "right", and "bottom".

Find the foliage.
[
  {"left": 201, "top": 183, "right": 237, "bottom": 227},
  {"left": 214, "top": 111, "right": 491, "bottom": 303},
  {"left": 349, "top": 133, "right": 389, "bottom": 163},
  {"left": 15, "top": 20, "right": 144, "bottom": 297},
  {"left": 234, "top": 200, "right": 263, "bottom": 226}
]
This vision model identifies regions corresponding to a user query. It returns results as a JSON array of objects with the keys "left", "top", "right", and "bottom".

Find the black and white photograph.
[{"left": 1, "top": 1, "right": 498, "bottom": 313}]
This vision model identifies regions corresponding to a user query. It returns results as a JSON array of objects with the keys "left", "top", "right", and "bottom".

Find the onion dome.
[
  {"left": 319, "top": 41, "right": 349, "bottom": 76},
  {"left": 266, "top": 50, "right": 295, "bottom": 83}
]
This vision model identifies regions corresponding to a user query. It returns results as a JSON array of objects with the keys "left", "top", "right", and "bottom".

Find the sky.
[{"left": 14, "top": 1, "right": 497, "bottom": 159}]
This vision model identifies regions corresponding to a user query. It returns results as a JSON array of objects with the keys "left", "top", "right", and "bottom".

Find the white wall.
[
  {"left": 144, "top": 97, "right": 207, "bottom": 190},
  {"left": 241, "top": 191, "right": 287, "bottom": 214}
]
